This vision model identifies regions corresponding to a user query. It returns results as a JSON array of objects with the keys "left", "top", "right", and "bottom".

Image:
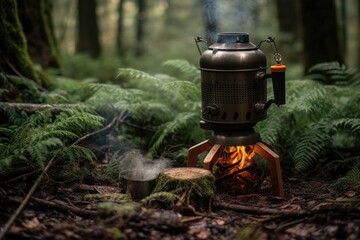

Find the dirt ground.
[{"left": 1, "top": 169, "right": 360, "bottom": 240}]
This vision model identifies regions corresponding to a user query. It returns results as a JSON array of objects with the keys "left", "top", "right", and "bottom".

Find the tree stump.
[{"left": 152, "top": 167, "right": 215, "bottom": 211}]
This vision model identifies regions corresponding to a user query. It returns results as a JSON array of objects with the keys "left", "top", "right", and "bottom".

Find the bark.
[
  {"left": 358, "top": 0, "right": 360, "bottom": 70},
  {"left": 275, "top": 0, "right": 298, "bottom": 37},
  {"left": 116, "top": 0, "right": 125, "bottom": 59},
  {"left": 135, "top": 0, "right": 146, "bottom": 58},
  {"left": 76, "top": 0, "right": 101, "bottom": 58},
  {"left": 299, "top": 0, "right": 344, "bottom": 73},
  {"left": 0, "top": 0, "right": 38, "bottom": 82},
  {"left": 16, "top": 0, "right": 61, "bottom": 71}
]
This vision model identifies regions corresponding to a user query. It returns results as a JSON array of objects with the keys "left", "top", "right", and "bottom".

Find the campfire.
[
  {"left": 189, "top": 32, "right": 286, "bottom": 197},
  {"left": 214, "top": 145, "right": 258, "bottom": 194}
]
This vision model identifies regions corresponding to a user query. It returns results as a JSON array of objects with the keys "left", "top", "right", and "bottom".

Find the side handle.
[{"left": 270, "top": 64, "right": 286, "bottom": 106}]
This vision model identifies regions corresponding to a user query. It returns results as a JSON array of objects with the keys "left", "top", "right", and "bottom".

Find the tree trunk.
[
  {"left": 76, "top": 0, "right": 101, "bottom": 58},
  {"left": 299, "top": 0, "right": 344, "bottom": 73},
  {"left": 116, "top": 0, "right": 125, "bottom": 59},
  {"left": 135, "top": 0, "right": 146, "bottom": 58},
  {"left": 16, "top": 0, "right": 61, "bottom": 71},
  {"left": 0, "top": 0, "right": 39, "bottom": 82},
  {"left": 274, "top": 0, "right": 299, "bottom": 62},
  {"left": 203, "top": 0, "right": 218, "bottom": 44},
  {"left": 358, "top": 0, "right": 360, "bottom": 70}
]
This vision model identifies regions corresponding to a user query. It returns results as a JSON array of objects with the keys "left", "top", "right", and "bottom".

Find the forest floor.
[{"left": 1, "top": 167, "right": 360, "bottom": 240}]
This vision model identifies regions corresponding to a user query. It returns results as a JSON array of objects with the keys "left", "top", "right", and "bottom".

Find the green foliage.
[
  {"left": 257, "top": 62, "right": 360, "bottom": 186},
  {"left": 0, "top": 73, "right": 46, "bottom": 103},
  {"left": 61, "top": 53, "right": 122, "bottom": 83},
  {"left": 83, "top": 60, "right": 206, "bottom": 160},
  {"left": 0, "top": 107, "right": 104, "bottom": 172}
]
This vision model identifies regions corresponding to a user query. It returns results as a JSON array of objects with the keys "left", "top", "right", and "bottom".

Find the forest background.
[{"left": 1, "top": 0, "right": 360, "bottom": 238}]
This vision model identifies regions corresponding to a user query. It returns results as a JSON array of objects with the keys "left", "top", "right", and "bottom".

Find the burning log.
[{"left": 152, "top": 167, "right": 215, "bottom": 211}]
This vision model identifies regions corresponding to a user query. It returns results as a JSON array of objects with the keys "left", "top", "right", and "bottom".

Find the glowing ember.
[{"left": 214, "top": 145, "right": 260, "bottom": 194}]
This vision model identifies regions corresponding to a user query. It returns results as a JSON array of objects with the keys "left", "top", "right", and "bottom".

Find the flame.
[{"left": 215, "top": 145, "right": 258, "bottom": 194}]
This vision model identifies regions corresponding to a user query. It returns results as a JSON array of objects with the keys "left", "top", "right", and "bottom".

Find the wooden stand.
[{"left": 187, "top": 140, "right": 284, "bottom": 198}]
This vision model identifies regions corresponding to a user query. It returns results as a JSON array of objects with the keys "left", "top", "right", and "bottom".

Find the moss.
[
  {"left": 84, "top": 193, "right": 130, "bottom": 201},
  {"left": 97, "top": 202, "right": 140, "bottom": 217},
  {"left": 17, "top": 0, "right": 61, "bottom": 72},
  {"left": 0, "top": 0, "right": 39, "bottom": 82},
  {"left": 152, "top": 168, "right": 215, "bottom": 211}
]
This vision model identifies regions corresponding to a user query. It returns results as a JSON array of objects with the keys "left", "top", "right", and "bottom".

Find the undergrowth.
[
  {"left": 257, "top": 62, "right": 360, "bottom": 187},
  {"left": 1, "top": 60, "right": 359, "bottom": 187}
]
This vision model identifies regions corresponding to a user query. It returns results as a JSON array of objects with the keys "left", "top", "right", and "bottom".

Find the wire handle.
[
  {"left": 257, "top": 37, "right": 282, "bottom": 64},
  {"left": 194, "top": 36, "right": 208, "bottom": 55}
]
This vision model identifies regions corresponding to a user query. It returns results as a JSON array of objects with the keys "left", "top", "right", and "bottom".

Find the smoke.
[
  {"left": 118, "top": 149, "right": 172, "bottom": 181},
  {"left": 219, "top": 0, "right": 260, "bottom": 32}
]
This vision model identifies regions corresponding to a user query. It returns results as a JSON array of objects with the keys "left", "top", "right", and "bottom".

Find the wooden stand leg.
[
  {"left": 187, "top": 140, "right": 212, "bottom": 167},
  {"left": 254, "top": 142, "right": 284, "bottom": 198},
  {"left": 203, "top": 144, "right": 222, "bottom": 170}
]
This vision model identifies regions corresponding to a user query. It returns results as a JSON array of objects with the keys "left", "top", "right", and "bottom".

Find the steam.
[{"left": 118, "top": 149, "right": 172, "bottom": 181}]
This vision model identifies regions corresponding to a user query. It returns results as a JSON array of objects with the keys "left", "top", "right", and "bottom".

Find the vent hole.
[
  {"left": 222, "top": 112, "right": 227, "bottom": 120},
  {"left": 233, "top": 112, "right": 239, "bottom": 120}
]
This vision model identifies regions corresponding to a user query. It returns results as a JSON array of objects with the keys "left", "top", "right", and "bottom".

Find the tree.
[
  {"left": 0, "top": 0, "right": 51, "bottom": 88},
  {"left": 135, "top": 0, "right": 146, "bottom": 58},
  {"left": 16, "top": 0, "right": 61, "bottom": 71},
  {"left": 299, "top": 0, "right": 344, "bottom": 72},
  {"left": 76, "top": 0, "right": 101, "bottom": 58},
  {"left": 274, "top": 0, "right": 299, "bottom": 63},
  {"left": 116, "top": 0, "right": 125, "bottom": 59}
]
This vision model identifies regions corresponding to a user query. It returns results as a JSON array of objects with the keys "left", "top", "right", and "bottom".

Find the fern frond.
[
  {"left": 331, "top": 118, "right": 360, "bottom": 133},
  {"left": 86, "top": 83, "right": 145, "bottom": 107},
  {"left": 307, "top": 62, "right": 360, "bottom": 85},
  {"left": 292, "top": 121, "right": 331, "bottom": 171},
  {"left": 162, "top": 59, "right": 200, "bottom": 83},
  {"left": 26, "top": 137, "right": 63, "bottom": 168},
  {"left": 334, "top": 158, "right": 360, "bottom": 187},
  {"left": 117, "top": 68, "right": 165, "bottom": 90},
  {"left": 60, "top": 145, "right": 96, "bottom": 161},
  {"left": 147, "top": 112, "right": 198, "bottom": 156},
  {"left": 163, "top": 80, "right": 200, "bottom": 111},
  {"left": 53, "top": 111, "right": 104, "bottom": 135},
  {"left": 256, "top": 107, "right": 289, "bottom": 145},
  {"left": 129, "top": 102, "right": 172, "bottom": 125},
  {"left": 285, "top": 87, "right": 328, "bottom": 114}
]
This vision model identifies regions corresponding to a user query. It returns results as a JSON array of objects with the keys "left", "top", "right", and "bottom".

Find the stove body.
[{"left": 189, "top": 33, "right": 286, "bottom": 197}]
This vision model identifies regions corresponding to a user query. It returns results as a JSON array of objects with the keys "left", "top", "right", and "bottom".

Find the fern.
[
  {"left": 0, "top": 108, "right": 104, "bottom": 171},
  {"left": 59, "top": 145, "right": 97, "bottom": 162},
  {"left": 258, "top": 62, "right": 360, "bottom": 183},
  {"left": 307, "top": 62, "right": 360, "bottom": 85},
  {"left": 147, "top": 112, "right": 199, "bottom": 157},
  {"left": 334, "top": 158, "right": 360, "bottom": 187},
  {"left": 291, "top": 120, "right": 332, "bottom": 171},
  {"left": 162, "top": 59, "right": 201, "bottom": 83}
]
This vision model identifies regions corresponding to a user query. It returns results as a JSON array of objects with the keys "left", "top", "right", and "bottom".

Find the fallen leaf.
[
  {"left": 344, "top": 190, "right": 357, "bottom": 198},
  {"left": 22, "top": 217, "right": 44, "bottom": 231}
]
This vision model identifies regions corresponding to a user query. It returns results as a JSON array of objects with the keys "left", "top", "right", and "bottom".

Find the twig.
[
  {"left": 0, "top": 153, "right": 58, "bottom": 239},
  {"left": 0, "top": 113, "right": 124, "bottom": 239},
  {"left": 72, "top": 111, "right": 125, "bottom": 146},
  {"left": 8, "top": 196, "right": 97, "bottom": 217},
  {"left": 4, "top": 169, "right": 41, "bottom": 184},
  {"left": 213, "top": 199, "right": 297, "bottom": 215}
]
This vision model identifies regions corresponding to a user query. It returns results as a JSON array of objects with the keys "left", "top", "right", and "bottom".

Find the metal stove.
[{"left": 188, "top": 32, "right": 286, "bottom": 197}]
